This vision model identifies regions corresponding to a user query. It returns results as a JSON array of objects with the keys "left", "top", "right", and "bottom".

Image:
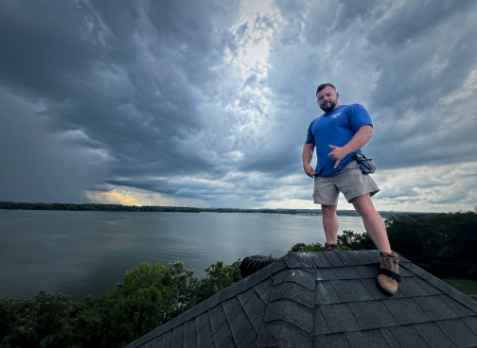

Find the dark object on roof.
[
  {"left": 124, "top": 250, "right": 477, "bottom": 348},
  {"left": 240, "top": 255, "right": 275, "bottom": 278}
]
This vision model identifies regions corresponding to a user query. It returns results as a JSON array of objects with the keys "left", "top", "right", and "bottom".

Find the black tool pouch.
[{"left": 355, "top": 153, "right": 376, "bottom": 174}]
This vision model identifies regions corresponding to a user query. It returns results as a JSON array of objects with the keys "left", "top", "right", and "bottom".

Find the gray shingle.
[
  {"left": 224, "top": 339, "right": 236, "bottom": 348},
  {"left": 236, "top": 275, "right": 252, "bottom": 295},
  {"left": 251, "top": 305, "right": 267, "bottom": 334},
  {"left": 172, "top": 325, "right": 185, "bottom": 346},
  {"left": 208, "top": 304, "right": 222, "bottom": 319},
  {"left": 336, "top": 251, "right": 361, "bottom": 266},
  {"left": 292, "top": 252, "right": 317, "bottom": 268},
  {"left": 313, "top": 333, "right": 351, "bottom": 348},
  {"left": 223, "top": 298, "right": 243, "bottom": 325},
  {"left": 184, "top": 331, "right": 198, "bottom": 348},
  {"left": 226, "top": 282, "right": 241, "bottom": 300},
  {"left": 270, "top": 281, "right": 315, "bottom": 308},
  {"left": 397, "top": 266, "right": 412, "bottom": 277},
  {"left": 414, "top": 278, "right": 442, "bottom": 295},
  {"left": 416, "top": 295, "right": 460, "bottom": 321},
  {"left": 320, "top": 304, "right": 361, "bottom": 333},
  {"left": 361, "top": 278, "right": 404, "bottom": 300},
  {"left": 331, "top": 279, "right": 373, "bottom": 302},
  {"left": 184, "top": 319, "right": 197, "bottom": 343},
  {"left": 414, "top": 322, "right": 457, "bottom": 348},
  {"left": 461, "top": 316, "right": 477, "bottom": 335},
  {"left": 387, "top": 325, "right": 428, "bottom": 348},
  {"left": 379, "top": 328, "right": 401, "bottom": 348},
  {"left": 354, "top": 265, "right": 379, "bottom": 278},
  {"left": 348, "top": 301, "right": 399, "bottom": 330},
  {"left": 401, "top": 263, "right": 429, "bottom": 280},
  {"left": 161, "top": 330, "right": 173, "bottom": 348},
  {"left": 237, "top": 288, "right": 255, "bottom": 307},
  {"left": 282, "top": 252, "right": 315, "bottom": 269},
  {"left": 256, "top": 321, "right": 280, "bottom": 347},
  {"left": 447, "top": 288, "right": 477, "bottom": 314},
  {"left": 259, "top": 280, "right": 274, "bottom": 305},
  {"left": 211, "top": 316, "right": 233, "bottom": 348},
  {"left": 314, "top": 306, "right": 331, "bottom": 335},
  {"left": 316, "top": 267, "right": 337, "bottom": 281},
  {"left": 243, "top": 292, "right": 267, "bottom": 324},
  {"left": 228, "top": 309, "right": 256, "bottom": 347},
  {"left": 254, "top": 278, "right": 273, "bottom": 297},
  {"left": 245, "top": 335, "right": 257, "bottom": 348},
  {"left": 180, "top": 306, "right": 198, "bottom": 326},
  {"left": 257, "top": 261, "right": 274, "bottom": 281},
  {"left": 436, "top": 319, "right": 477, "bottom": 348},
  {"left": 210, "top": 305, "right": 227, "bottom": 334},
  {"left": 197, "top": 320, "right": 214, "bottom": 348},
  {"left": 257, "top": 321, "right": 312, "bottom": 348},
  {"left": 316, "top": 280, "right": 341, "bottom": 305},
  {"left": 345, "top": 329, "right": 391, "bottom": 348},
  {"left": 271, "top": 322, "right": 313, "bottom": 347},
  {"left": 281, "top": 252, "right": 299, "bottom": 268},
  {"left": 333, "top": 267, "right": 361, "bottom": 280},
  {"left": 240, "top": 265, "right": 263, "bottom": 291},
  {"left": 354, "top": 250, "right": 380, "bottom": 265},
  {"left": 383, "top": 298, "right": 431, "bottom": 325},
  {"left": 323, "top": 251, "right": 345, "bottom": 267},
  {"left": 196, "top": 312, "right": 210, "bottom": 334},
  {"left": 151, "top": 336, "right": 163, "bottom": 348},
  {"left": 236, "top": 331, "right": 257, "bottom": 348},
  {"left": 440, "top": 295, "right": 476, "bottom": 317},
  {"left": 309, "top": 251, "right": 332, "bottom": 268},
  {"left": 195, "top": 296, "right": 213, "bottom": 317},
  {"left": 264, "top": 299, "right": 314, "bottom": 333},
  {"left": 208, "top": 290, "right": 227, "bottom": 311},
  {"left": 271, "top": 260, "right": 287, "bottom": 274},
  {"left": 273, "top": 268, "right": 316, "bottom": 290},
  {"left": 398, "top": 277, "right": 430, "bottom": 297}
]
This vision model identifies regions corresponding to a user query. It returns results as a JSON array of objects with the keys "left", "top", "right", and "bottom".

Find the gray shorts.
[{"left": 313, "top": 160, "right": 380, "bottom": 205}]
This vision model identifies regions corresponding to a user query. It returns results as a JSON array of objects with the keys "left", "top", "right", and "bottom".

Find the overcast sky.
[{"left": 1, "top": 0, "right": 476, "bottom": 212}]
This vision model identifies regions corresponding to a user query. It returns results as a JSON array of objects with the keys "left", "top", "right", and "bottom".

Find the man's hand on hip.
[
  {"left": 304, "top": 165, "right": 315, "bottom": 178},
  {"left": 328, "top": 145, "right": 348, "bottom": 168}
]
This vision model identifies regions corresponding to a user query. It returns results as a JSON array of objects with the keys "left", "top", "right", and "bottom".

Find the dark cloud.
[{"left": 0, "top": 0, "right": 476, "bottom": 210}]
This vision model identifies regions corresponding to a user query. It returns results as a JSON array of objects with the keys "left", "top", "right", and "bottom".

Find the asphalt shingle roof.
[{"left": 124, "top": 250, "right": 477, "bottom": 348}]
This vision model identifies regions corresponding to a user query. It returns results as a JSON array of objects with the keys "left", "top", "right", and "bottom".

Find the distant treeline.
[{"left": 0, "top": 201, "right": 431, "bottom": 217}]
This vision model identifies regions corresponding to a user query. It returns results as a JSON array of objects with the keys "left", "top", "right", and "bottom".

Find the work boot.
[
  {"left": 376, "top": 251, "right": 401, "bottom": 296},
  {"left": 323, "top": 242, "right": 339, "bottom": 251}
]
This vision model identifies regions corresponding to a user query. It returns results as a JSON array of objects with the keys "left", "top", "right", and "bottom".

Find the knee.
[
  {"left": 321, "top": 205, "right": 337, "bottom": 218},
  {"left": 354, "top": 202, "right": 374, "bottom": 218}
]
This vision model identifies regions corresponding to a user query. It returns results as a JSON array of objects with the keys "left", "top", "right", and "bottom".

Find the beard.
[{"left": 319, "top": 99, "right": 337, "bottom": 113}]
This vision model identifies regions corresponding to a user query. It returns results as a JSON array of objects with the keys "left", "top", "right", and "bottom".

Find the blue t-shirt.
[{"left": 305, "top": 104, "right": 373, "bottom": 176}]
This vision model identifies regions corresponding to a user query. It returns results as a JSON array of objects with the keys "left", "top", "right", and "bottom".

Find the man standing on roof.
[{"left": 302, "top": 83, "right": 401, "bottom": 296}]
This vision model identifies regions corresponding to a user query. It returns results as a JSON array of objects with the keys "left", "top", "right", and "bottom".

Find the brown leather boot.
[
  {"left": 376, "top": 251, "right": 401, "bottom": 296},
  {"left": 323, "top": 242, "right": 339, "bottom": 251}
]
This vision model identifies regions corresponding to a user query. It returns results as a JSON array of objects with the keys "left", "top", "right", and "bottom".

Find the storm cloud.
[{"left": 1, "top": 0, "right": 476, "bottom": 211}]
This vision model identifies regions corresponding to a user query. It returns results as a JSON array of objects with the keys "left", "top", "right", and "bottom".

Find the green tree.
[{"left": 104, "top": 262, "right": 176, "bottom": 347}]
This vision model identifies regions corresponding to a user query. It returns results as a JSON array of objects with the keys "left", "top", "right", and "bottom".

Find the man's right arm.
[{"left": 302, "top": 143, "right": 315, "bottom": 178}]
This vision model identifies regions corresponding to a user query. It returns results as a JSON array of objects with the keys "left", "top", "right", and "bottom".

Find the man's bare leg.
[
  {"left": 351, "top": 193, "right": 392, "bottom": 253},
  {"left": 321, "top": 204, "right": 339, "bottom": 244}
]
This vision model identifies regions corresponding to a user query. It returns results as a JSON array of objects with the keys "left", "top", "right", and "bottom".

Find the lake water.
[{"left": 0, "top": 210, "right": 366, "bottom": 301}]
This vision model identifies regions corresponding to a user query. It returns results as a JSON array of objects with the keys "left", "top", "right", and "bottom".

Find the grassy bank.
[{"left": 442, "top": 279, "right": 477, "bottom": 301}]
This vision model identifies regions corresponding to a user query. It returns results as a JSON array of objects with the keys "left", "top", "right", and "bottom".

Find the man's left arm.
[{"left": 328, "top": 125, "right": 373, "bottom": 168}]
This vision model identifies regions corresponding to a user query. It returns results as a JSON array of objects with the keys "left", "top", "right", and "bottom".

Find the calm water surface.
[{"left": 0, "top": 210, "right": 366, "bottom": 301}]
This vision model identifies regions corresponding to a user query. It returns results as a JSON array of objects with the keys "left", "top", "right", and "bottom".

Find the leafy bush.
[{"left": 0, "top": 259, "right": 241, "bottom": 348}]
